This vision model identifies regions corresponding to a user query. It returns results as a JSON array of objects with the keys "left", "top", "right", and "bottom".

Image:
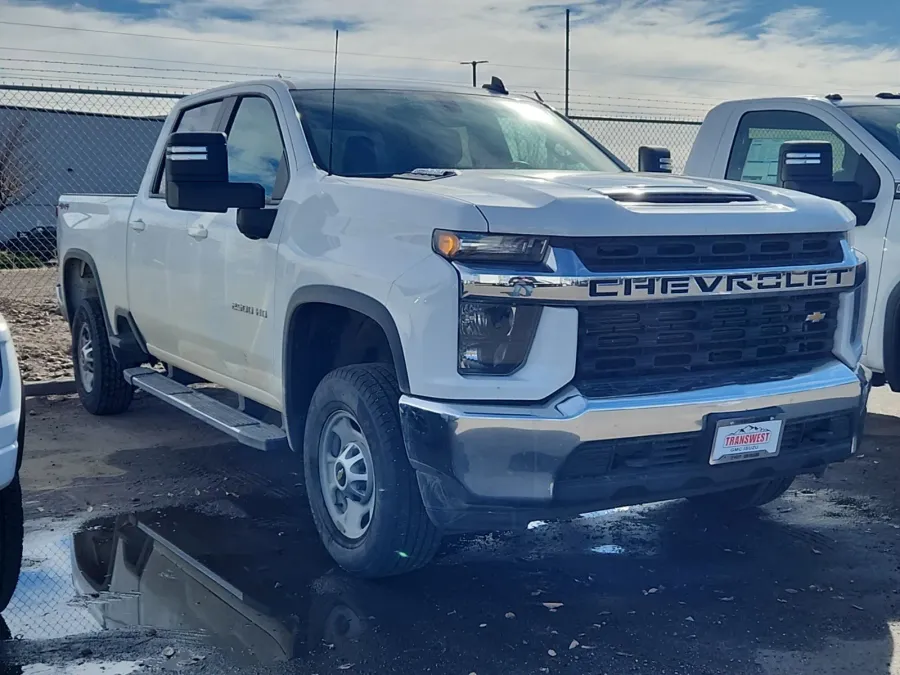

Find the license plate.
[{"left": 710, "top": 418, "right": 783, "bottom": 465}]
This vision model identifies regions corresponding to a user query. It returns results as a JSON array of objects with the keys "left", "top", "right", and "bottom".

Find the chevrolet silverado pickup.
[
  {"left": 57, "top": 77, "right": 870, "bottom": 577},
  {"left": 684, "top": 93, "right": 900, "bottom": 389}
]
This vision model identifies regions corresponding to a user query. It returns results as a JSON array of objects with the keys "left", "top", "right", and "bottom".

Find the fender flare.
[
  {"left": 60, "top": 249, "right": 148, "bottom": 359},
  {"left": 883, "top": 280, "right": 900, "bottom": 391},
  {"left": 282, "top": 285, "right": 410, "bottom": 394},
  {"left": 60, "top": 249, "right": 111, "bottom": 331}
]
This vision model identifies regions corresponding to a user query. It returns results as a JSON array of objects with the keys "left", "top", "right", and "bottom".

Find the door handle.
[
  {"left": 187, "top": 225, "right": 208, "bottom": 240},
  {"left": 130, "top": 218, "right": 146, "bottom": 232}
]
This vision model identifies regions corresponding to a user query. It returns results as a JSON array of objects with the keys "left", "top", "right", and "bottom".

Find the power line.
[
  {"left": 0, "top": 46, "right": 730, "bottom": 105},
  {"left": 0, "top": 57, "right": 713, "bottom": 109},
  {"left": 4, "top": 18, "right": 900, "bottom": 92}
]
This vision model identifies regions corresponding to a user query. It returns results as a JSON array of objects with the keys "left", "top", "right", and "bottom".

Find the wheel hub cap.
[{"left": 319, "top": 411, "right": 375, "bottom": 540}]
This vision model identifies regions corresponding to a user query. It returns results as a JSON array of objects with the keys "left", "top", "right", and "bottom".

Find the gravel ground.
[
  {"left": 0, "top": 298, "right": 72, "bottom": 382},
  {"left": 0, "top": 267, "right": 73, "bottom": 383},
  {"left": 2, "top": 388, "right": 900, "bottom": 674}
]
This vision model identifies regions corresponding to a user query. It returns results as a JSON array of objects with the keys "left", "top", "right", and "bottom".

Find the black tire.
[
  {"left": 0, "top": 476, "right": 23, "bottom": 612},
  {"left": 689, "top": 476, "right": 795, "bottom": 510},
  {"left": 303, "top": 364, "right": 441, "bottom": 577},
  {"left": 72, "top": 297, "right": 133, "bottom": 416}
]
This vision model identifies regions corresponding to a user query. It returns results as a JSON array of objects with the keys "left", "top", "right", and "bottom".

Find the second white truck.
[
  {"left": 58, "top": 77, "right": 869, "bottom": 577},
  {"left": 684, "top": 93, "right": 900, "bottom": 389}
]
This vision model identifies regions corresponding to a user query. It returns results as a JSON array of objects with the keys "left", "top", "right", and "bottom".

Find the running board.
[{"left": 124, "top": 367, "right": 289, "bottom": 452}]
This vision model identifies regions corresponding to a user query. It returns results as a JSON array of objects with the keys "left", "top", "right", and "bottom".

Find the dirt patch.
[{"left": 0, "top": 296, "right": 72, "bottom": 382}]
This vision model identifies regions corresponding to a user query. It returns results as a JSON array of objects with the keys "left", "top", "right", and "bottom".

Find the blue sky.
[{"left": 2, "top": 0, "right": 900, "bottom": 116}]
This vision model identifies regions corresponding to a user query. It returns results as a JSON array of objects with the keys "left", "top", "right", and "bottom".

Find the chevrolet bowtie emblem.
[{"left": 805, "top": 311, "right": 827, "bottom": 323}]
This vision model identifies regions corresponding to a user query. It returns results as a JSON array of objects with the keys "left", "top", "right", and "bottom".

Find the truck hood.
[{"left": 381, "top": 170, "right": 855, "bottom": 236}]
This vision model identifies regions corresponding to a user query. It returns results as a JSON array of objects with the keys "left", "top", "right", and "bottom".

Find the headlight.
[
  {"left": 433, "top": 230, "right": 549, "bottom": 264},
  {"left": 458, "top": 301, "right": 542, "bottom": 374}
]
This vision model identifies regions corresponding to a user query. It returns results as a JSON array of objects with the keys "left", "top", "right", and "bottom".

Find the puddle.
[
  {"left": 22, "top": 662, "right": 141, "bottom": 675},
  {"left": 6, "top": 519, "right": 97, "bottom": 640}
]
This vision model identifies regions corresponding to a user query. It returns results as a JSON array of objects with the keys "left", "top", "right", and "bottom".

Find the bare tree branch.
[{"left": 0, "top": 115, "right": 34, "bottom": 214}]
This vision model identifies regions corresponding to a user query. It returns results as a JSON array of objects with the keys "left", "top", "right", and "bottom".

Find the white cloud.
[{"left": 0, "top": 0, "right": 898, "bottom": 120}]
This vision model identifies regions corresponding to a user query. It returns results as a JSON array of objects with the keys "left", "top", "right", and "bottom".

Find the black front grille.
[
  {"left": 552, "top": 232, "right": 844, "bottom": 273},
  {"left": 575, "top": 293, "right": 839, "bottom": 398},
  {"left": 556, "top": 412, "right": 855, "bottom": 483}
]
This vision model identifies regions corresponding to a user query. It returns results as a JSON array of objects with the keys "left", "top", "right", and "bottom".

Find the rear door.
[{"left": 127, "top": 99, "right": 227, "bottom": 362}]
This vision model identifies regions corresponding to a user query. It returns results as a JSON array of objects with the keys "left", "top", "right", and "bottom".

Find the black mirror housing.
[
  {"left": 638, "top": 146, "right": 672, "bottom": 173},
  {"left": 165, "top": 131, "right": 266, "bottom": 213},
  {"left": 777, "top": 140, "right": 865, "bottom": 202}
]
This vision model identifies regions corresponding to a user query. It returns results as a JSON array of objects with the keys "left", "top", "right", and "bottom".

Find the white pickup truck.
[
  {"left": 58, "top": 77, "right": 869, "bottom": 577},
  {"left": 684, "top": 94, "right": 900, "bottom": 389}
]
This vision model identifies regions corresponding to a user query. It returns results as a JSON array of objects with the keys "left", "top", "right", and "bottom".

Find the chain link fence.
[
  {"left": 0, "top": 85, "right": 179, "bottom": 304},
  {"left": 0, "top": 83, "right": 703, "bottom": 381},
  {"left": 570, "top": 115, "right": 701, "bottom": 171}
]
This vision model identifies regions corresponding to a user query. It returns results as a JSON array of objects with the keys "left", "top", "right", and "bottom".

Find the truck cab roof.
[
  {"left": 712, "top": 94, "right": 900, "bottom": 109},
  {"left": 176, "top": 76, "right": 519, "bottom": 108}
]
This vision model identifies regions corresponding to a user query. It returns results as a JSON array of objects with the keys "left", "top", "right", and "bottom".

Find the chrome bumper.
[{"left": 400, "top": 361, "right": 867, "bottom": 530}]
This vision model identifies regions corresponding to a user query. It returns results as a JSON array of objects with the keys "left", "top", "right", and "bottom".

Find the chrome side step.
[{"left": 123, "top": 367, "right": 288, "bottom": 452}]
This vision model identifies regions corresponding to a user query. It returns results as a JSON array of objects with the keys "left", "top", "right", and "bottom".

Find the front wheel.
[
  {"left": 72, "top": 297, "right": 133, "bottom": 416},
  {"left": 688, "top": 476, "right": 795, "bottom": 511},
  {"left": 0, "top": 476, "right": 23, "bottom": 612},
  {"left": 303, "top": 364, "right": 441, "bottom": 578}
]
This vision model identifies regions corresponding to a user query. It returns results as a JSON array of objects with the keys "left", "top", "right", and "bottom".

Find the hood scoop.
[{"left": 596, "top": 186, "right": 758, "bottom": 205}]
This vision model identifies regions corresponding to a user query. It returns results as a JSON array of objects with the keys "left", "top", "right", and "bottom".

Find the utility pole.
[
  {"left": 460, "top": 60, "right": 488, "bottom": 87},
  {"left": 565, "top": 8, "right": 570, "bottom": 116}
]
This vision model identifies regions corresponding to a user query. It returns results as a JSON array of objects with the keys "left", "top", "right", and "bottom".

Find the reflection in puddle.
[
  {"left": 6, "top": 520, "right": 98, "bottom": 639},
  {"left": 22, "top": 662, "right": 140, "bottom": 675},
  {"left": 591, "top": 544, "right": 626, "bottom": 555}
]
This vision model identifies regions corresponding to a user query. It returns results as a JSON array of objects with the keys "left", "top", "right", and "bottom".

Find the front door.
[
  {"left": 194, "top": 94, "right": 290, "bottom": 406},
  {"left": 723, "top": 107, "right": 893, "bottom": 350}
]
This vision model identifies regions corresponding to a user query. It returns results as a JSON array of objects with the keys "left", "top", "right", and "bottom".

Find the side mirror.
[
  {"left": 638, "top": 146, "right": 672, "bottom": 173},
  {"left": 165, "top": 132, "right": 265, "bottom": 213},
  {"left": 777, "top": 140, "right": 863, "bottom": 202}
]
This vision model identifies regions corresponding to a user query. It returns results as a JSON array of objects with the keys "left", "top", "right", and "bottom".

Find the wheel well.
[
  {"left": 62, "top": 257, "right": 98, "bottom": 326},
  {"left": 285, "top": 303, "right": 395, "bottom": 445}
]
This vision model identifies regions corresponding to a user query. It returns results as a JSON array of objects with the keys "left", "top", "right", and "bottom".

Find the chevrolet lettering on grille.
[{"left": 589, "top": 267, "right": 855, "bottom": 299}]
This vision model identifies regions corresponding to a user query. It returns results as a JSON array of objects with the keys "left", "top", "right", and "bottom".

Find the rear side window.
[
  {"left": 726, "top": 110, "right": 861, "bottom": 186},
  {"left": 152, "top": 100, "right": 224, "bottom": 196}
]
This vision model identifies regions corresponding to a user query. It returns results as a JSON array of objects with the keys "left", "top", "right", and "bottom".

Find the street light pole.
[
  {"left": 565, "top": 8, "right": 570, "bottom": 116},
  {"left": 460, "top": 60, "right": 488, "bottom": 87}
]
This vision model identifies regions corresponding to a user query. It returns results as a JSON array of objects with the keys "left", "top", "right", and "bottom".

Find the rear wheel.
[
  {"left": 72, "top": 297, "right": 133, "bottom": 416},
  {"left": 689, "top": 476, "right": 795, "bottom": 510},
  {"left": 303, "top": 364, "right": 441, "bottom": 577},
  {"left": 0, "top": 476, "right": 23, "bottom": 612}
]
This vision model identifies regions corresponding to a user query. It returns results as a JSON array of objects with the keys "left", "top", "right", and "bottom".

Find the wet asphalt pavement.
[{"left": 2, "top": 390, "right": 900, "bottom": 674}]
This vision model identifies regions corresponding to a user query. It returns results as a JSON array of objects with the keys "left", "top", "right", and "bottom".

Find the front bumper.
[{"left": 400, "top": 361, "right": 869, "bottom": 533}]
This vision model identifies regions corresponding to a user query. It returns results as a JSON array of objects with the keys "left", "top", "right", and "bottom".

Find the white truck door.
[
  {"left": 127, "top": 99, "right": 226, "bottom": 364},
  {"left": 193, "top": 94, "right": 288, "bottom": 406},
  {"left": 714, "top": 105, "right": 892, "bottom": 353}
]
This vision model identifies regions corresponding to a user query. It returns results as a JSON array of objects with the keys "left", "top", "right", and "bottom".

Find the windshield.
[
  {"left": 843, "top": 105, "right": 900, "bottom": 160},
  {"left": 290, "top": 89, "right": 625, "bottom": 177}
]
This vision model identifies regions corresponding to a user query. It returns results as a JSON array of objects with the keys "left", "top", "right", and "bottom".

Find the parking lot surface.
[{"left": 2, "top": 389, "right": 899, "bottom": 674}]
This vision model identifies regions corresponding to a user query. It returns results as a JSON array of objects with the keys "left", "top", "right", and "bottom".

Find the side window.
[
  {"left": 152, "top": 100, "right": 223, "bottom": 196},
  {"left": 225, "top": 97, "right": 288, "bottom": 200},
  {"left": 726, "top": 110, "right": 861, "bottom": 186}
]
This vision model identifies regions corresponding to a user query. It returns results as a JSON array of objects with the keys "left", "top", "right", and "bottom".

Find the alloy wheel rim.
[{"left": 77, "top": 323, "right": 95, "bottom": 393}]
